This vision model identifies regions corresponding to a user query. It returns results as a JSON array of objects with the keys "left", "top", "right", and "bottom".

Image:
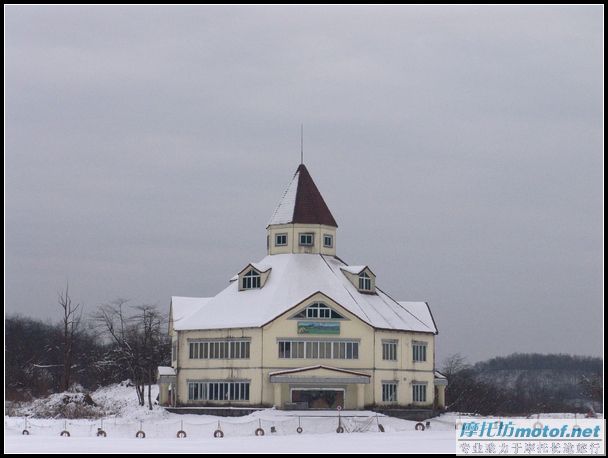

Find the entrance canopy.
[{"left": 269, "top": 365, "right": 370, "bottom": 384}]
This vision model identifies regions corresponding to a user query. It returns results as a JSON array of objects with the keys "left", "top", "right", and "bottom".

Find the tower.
[{"left": 267, "top": 164, "right": 338, "bottom": 256}]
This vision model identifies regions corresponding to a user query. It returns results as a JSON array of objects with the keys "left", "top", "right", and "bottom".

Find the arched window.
[
  {"left": 306, "top": 302, "right": 332, "bottom": 318},
  {"left": 358, "top": 272, "right": 371, "bottom": 291},
  {"left": 292, "top": 302, "right": 344, "bottom": 319},
  {"left": 242, "top": 270, "right": 261, "bottom": 289}
]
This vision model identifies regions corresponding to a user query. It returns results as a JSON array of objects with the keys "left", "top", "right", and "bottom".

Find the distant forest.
[{"left": 442, "top": 353, "right": 603, "bottom": 415}]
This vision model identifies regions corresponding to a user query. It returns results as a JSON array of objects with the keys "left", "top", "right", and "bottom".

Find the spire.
[{"left": 268, "top": 164, "right": 338, "bottom": 227}]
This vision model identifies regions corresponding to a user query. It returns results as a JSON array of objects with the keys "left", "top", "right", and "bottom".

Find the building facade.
[{"left": 158, "top": 164, "right": 447, "bottom": 410}]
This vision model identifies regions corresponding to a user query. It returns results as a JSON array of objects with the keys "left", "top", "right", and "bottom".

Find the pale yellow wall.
[
  {"left": 174, "top": 328, "right": 264, "bottom": 405},
  {"left": 170, "top": 294, "right": 437, "bottom": 408},
  {"left": 267, "top": 224, "right": 337, "bottom": 256},
  {"left": 373, "top": 330, "right": 435, "bottom": 406}
]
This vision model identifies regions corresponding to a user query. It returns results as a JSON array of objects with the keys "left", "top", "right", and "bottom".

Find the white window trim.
[
  {"left": 382, "top": 340, "right": 398, "bottom": 361},
  {"left": 275, "top": 233, "right": 288, "bottom": 246},
  {"left": 299, "top": 233, "right": 314, "bottom": 246},
  {"left": 323, "top": 234, "right": 333, "bottom": 248},
  {"left": 412, "top": 382, "right": 428, "bottom": 403},
  {"left": 381, "top": 381, "right": 398, "bottom": 403},
  {"left": 242, "top": 269, "right": 261, "bottom": 289},
  {"left": 187, "top": 380, "right": 251, "bottom": 402},
  {"left": 412, "top": 341, "right": 428, "bottom": 362},
  {"left": 358, "top": 271, "right": 372, "bottom": 291},
  {"left": 278, "top": 339, "right": 359, "bottom": 360}
]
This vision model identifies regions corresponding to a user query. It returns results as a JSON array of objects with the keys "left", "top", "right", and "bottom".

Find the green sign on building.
[{"left": 297, "top": 321, "right": 340, "bottom": 335}]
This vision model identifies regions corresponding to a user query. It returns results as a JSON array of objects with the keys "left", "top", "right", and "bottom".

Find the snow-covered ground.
[{"left": 4, "top": 383, "right": 598, "bottom": 453}]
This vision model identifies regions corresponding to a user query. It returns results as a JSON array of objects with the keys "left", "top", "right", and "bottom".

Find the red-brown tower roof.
[{"left": 268, "top": 164, "right": 338, "bottom": 228}]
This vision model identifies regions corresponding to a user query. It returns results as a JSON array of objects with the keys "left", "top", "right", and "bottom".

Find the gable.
[
  {"left": 263, "top": 291, "right": 366, "bottom": 330},
  {"left": 269, "top": 365, "right": 370, "bottom": 384}
]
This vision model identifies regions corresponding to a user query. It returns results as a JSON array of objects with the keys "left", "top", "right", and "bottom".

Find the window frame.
[
  {"left": 242, "top": 269, "right": 261, "bottom": 289},
  {"left": 382, "top": 382, "right": 398, "bottom": 403},
  {"left": 275, "top": 233, "right": 288, "bottom": 246},
  {"left": 323, "top": 234, "right": 333, "bottom": 248},
  {"left": 412, "top": 341, "right": 427, "bottom": 362},
  {"left": 189, "top": 340, "right": 250, "bottom": 360},
  {"left": 358, "top": 271, "right": 372, "bottom": 291},
  {"left": 188, "top": 380, "right": 250, "bottom": 401},
  {"left": 299, "top": 233, "right": 314, "bottom": 246},
  {"left": 412, "top": 383, "right": 427, "bottom": 403},
  {"left": 278, "top": 339, "right": 359, "bottom": 360},
  {"left": 382, "top": 340, "right": 398, "bottom": 361}
]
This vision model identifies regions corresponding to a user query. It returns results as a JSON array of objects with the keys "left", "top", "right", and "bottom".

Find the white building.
[{"left": 159, "top": 164, "right": 447, "bottom": 411}]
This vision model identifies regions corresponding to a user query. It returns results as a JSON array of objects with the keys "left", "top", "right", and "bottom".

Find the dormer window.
[
  {"left": 340, "top": 265, "right": 376, "bottom": 293},
  {"left": 359, "top": 272, "right": 372, "bottom": 291},
  {"left": 323, "top": 234, "right": 333, "bottom": 248},
  {"left": 242, "top": 269, "right": 261, "bottom": 289},
  {"left": 299, "top": 233, "right": 314, "bottom": 246}
]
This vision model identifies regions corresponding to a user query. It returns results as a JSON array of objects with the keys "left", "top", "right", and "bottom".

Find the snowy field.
[{"left": 4, "top": 383, "right": 596, "bottom": 453}]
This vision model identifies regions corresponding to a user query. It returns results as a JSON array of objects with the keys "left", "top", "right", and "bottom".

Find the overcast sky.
[{"left": 5, "top": 6, "right": 603, "bottom": 363}]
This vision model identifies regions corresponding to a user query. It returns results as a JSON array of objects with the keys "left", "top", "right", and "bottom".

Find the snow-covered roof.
[
  {"left": 397, "top": 301, "right": 437, "bottom": 333},
  {"left": 238, "top": 262, "right": 272, "bottom": 275},
  {"left": 268, "top": 164, "right": 338, "bottom": 227},
  {"left": 268, "top": 167, "right": 300, "bottom": 225},
  {"left": 171, "top": 296, "right": 212, "bottom": 328},
  {"left": 173, "top": 254, "right": 436, "bottom": 334},
  {"left": 157, "top": 366, "right": 176, "bottom": 376},
  {"left": 340, "top": 265, "right": 370, "bottom": 275}
]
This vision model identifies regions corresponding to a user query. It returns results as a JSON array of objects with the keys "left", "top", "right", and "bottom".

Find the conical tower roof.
[{"left": 268, "top": 164, "right": 338, "bottom": 227}]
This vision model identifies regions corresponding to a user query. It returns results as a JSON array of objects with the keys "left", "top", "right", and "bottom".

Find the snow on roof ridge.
[
  {"left": 250, "top": 262, "right": 271, "bottom": 272},
  {"left": 268, "top": 168, "right": 300, "bottom": 226},
  {"left": 158, "top": 366, "right": 176, "bottom": 376},
  {"left": 339, "top": 265, "right": 368, "bottom": 275}
]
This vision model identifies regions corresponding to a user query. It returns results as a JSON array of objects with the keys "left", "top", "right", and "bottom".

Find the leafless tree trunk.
[
  {"left": 58, "top": 282, "right": 82, "bottom": 391},
  {"left": 93, "top": 300, "right": 169, "bottom": 409}
]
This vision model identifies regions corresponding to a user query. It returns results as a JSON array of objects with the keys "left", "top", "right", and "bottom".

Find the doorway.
[{"left": 291, "top": 388, "right": 344, "bottom": 409}]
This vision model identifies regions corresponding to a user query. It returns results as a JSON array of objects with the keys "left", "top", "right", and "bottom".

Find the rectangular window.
[
  {"left": 189, "top": 340, "right": 250, "bottom": 359},
  {"left": 359, "top": 275, "right": 372, "bottom": 291},
  {"left": 382, "top": 382, "right": 398, "bottom": 402},
  {"left": 299, "top": 233, "right": 314, "bottom": 246},
  {"left": 412, "top": 383, "right": 427, "bottom": 402},
  {"left": 323, "top": 234, "right": 333, "bottom": 248},
  {"left": 188, "top": 381, "right": 250, "bottom": 401},
  {"left": 275, "top": 233, "right": 288, "bottom": 246},
  {"left": 412, "top": 342, "right": 427, "bottom": 362},
  {"left": 278, "top": 340, "right": 358, "bottom": 359},
  {"left": 242, "top": 274, "right": 261, "bottom": 289},
  {"left": 382, "top": 340, "right": 397, "bottom": 361}
]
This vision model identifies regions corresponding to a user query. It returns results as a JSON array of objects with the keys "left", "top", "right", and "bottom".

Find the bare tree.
[
  {"left": 58, "top": 283, "right": 82, "bottom": 391},
  {"left": 441, "top": 353, "right": 470, "bottom": 380},
  {"left": 92, "top": 299, "right": 169, "bottom": 409},
  {"left": 133, "top": 304, "right": 170, "bottom": 410}
]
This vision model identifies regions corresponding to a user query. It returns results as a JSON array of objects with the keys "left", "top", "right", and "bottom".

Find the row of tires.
[
  {"left": 22, "top": 421, "right": 564, "bottom": 437},
  {"left": 23, "top": 422, "right": 425, "bottom": 437}
]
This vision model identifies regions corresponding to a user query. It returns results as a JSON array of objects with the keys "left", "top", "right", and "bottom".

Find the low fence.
[{"left": 7, "top": 414, "right": 413, "bottom": 439}]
